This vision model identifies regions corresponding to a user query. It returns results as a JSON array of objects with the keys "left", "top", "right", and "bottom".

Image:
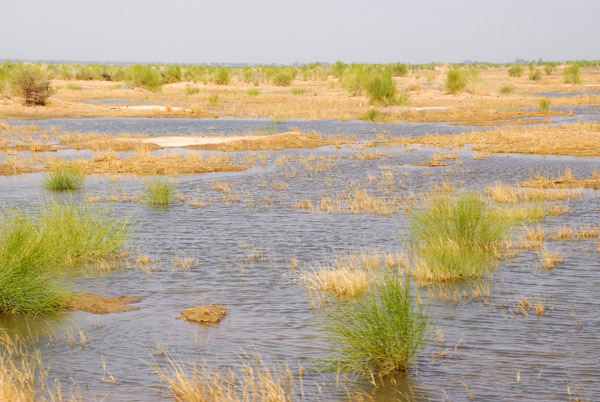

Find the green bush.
[
  {"left": 185, "top": 87, "right": 200, "bottom": 95},
  {"left": 144, "top": 177, "right": 176, "bottom": 205},
  {"left": 126, "top": 65, "right": 163, "bottom": 92},
  {"left": 246, "top": 88, "right": 260, "bottom": 96},
  {"left": 444, "top": 69, "right": 467, "bottom": 94},
  {"left": 500, "top": 86, "right": 514, "bottom": 94},
  {"left": 162, "top": 65, "right": 182, "bottom": 83},
  {"left": 361, "top": 109, "right": 381, "bottom": 122},
  {"left": 386, "top": 63, "right": 409, "bottom": 77},
  {"left": 563, "top": 64, "right": 581, "bottom": 84},
  {"left": 340, "top": 68, "right": 365, "bottom": 96},
  {"left": 544, "top": 65, "right": 555, "bottom": 76},
  {"left": 321, "top": 275, "right": 427, "bottom": 376},
  {"left": 529, "top": 70, "right": 542, "bottom": 81},
  {"left": 539, "top": 98, "right": 551, "bottom": 111},
  {"left": 271, "top": 69, "right": 296, "bottom": 86},
  {"left": 43, "top": 164, "right": 85, "bottom": 191},
  {"left": 507, "top": 65, "right": 524, "bottom": 77},
  {"left": 208, "top": 93, "right": 221, "bottom": 107},
  {"left": 364, "top": 71, "right": 396, "bottom": 105},
  {"left": 213, "top": 67, "right": 232, "bottom": 85},
  {"left": 409, "top": 192, "right": 513, "bottom": 281}
]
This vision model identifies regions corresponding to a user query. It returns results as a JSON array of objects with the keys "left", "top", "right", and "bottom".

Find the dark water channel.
[{"left": 0, "top": 117, "right": 599, "bottom": 401}]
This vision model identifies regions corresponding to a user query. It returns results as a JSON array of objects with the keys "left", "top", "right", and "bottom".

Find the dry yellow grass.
[
  {"left": 46, "top": 152, "right": 245, "bottom": 176},
  {"left": 300, "top": 250, "right": 406, "bottom": 298},
  {"left": 486, "top": 183, "right": 584, "bottom": 203},
  {"left": 155, "top": 354, "right": 298, "bottom": 402},
  {"left": 538, "top": 249, "right": 565, "bottom": 270},
  {"left": 392, "top": 122, "right": 600, "bottom": 157},
  {"left": 185, "top": 132, "right": 339, "bottom": 152},
  {"left": 519, "top": 168, "right": 600, "bottom": 189}
]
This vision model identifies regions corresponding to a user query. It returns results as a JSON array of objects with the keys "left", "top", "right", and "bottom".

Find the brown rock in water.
[
  {"left": 177, "top": 305, "right": 227, "bottom": 325},
  {"left": 67, "top": 294, "right": 143, "bottom": 314}
]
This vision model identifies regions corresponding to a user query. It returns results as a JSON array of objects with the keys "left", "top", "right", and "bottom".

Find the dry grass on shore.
[
  {"left": 391, "top": 122, "right": 600, "bottom": 158},
  {"left": 46, "top": 152, "right": 246, "bottom": 176}
]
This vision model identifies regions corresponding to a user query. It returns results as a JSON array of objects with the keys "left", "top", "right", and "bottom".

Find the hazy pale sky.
[{"left": 0, "top": 0, "right": 598, "bottom": 64}]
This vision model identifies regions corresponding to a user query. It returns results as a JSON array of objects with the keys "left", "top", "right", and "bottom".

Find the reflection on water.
[{"left": 0, "top": 119, "right": 599, "bottom": 401}]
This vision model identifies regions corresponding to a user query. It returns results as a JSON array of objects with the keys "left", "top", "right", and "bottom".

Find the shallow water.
[{"left": 1, "top": 118, "right": 600, "bottom": 401}]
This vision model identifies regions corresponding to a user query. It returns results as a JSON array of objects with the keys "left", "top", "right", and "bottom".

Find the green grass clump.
[
  {"left": 9, "top": 66, "right": 54, "bottom": 106},
  {"left": 0, "top": 213, "right": 69, "bottom": 315},
  {"left": 0, "top": 200, "right": 129, "bottom": 314},
  {"left": 529, "top": 70, "right": 542, "bottom": 81},
  {"left": 364, "top": 71, "right": 396, "bottom": 106},
  {"left": 185, "top": 87, "right": 200, "bottom": 95},
  {"left": 321, "top": 275, "right": 427, "bottom": 376},
  {"left": 43, "top": 164, "right": 85, "bottom": 191},
  {"left": 507, "top": 65, "right": 524, "bottom": 77},
  {"left": 245, "top": 88, "right": 260, "bottom": 96},
  {"left": 66, "top": 84, "right": 82, "bottom": 91},
  {"left": 208, "top": 93, "right": 221, "bottom": 107},
  {"left": 291, "top": 87, "right": 306, "bottom": 95},
  {"left": 213, "top": 67, "right": 232, "bottom": 85},
  {"left": 544, "top": 65, "right": 555, "bottom": 76},
  {"left": 563, "top": 64, "right": 581, "bottom": 84},
  {"left": 539, "top": 98, "right": 551, "bottom": 111},
  {"left": 38, "top": 200, "right": 130, "bottom": 264},
  {"left": 144, "top": 177, "right": 176, "bottom": 205},
  {"left": 126, "top": 65, "right": 162, "bottom": 92},
  {"left": 444, "top": 69, "right": 467, "bottom": 94},
  {"left": 409, "top": 192, "right": 513, "bottom": 281},
  {"left": 500, "top": 86, "right": 514, "bottom": 94}
]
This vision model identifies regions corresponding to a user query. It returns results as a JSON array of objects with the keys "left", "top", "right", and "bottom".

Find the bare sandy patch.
[
  {"left": 176, "top": 305, "right": 227, "bottom": 325},
  {"left": 67, "top": 294, "right": 143, "bottom": 314}
]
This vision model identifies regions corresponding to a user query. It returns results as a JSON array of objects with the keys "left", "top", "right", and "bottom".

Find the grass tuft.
[
  {"left": 563, "top": 64, "right": 581, "bottom": 84},
  {"left": 43, "top": 164, "right": 85, "bottom": 191},
  {"left": 144, "top": 177, "right": 177, "bottom": 205},
  {"left": 321, "top": 275, "right": 427, "bottom": 376},
  {"left": 409, "top": 192, "right": 513, "bottom": 281},
  {"left": 539, "top": 98, "right": 551, "bottom": 112}
]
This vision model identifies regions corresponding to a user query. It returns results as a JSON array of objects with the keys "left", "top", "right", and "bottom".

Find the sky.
[{"left": 0, "top": 0, "right": 598, "bottom": 65}]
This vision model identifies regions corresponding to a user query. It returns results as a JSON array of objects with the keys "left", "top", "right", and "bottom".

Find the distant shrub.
[
  {"left": 291, "top": 87, "right": 306, "bottom": 95},
  {"left": 539, "top": 98, "right": 551, "bottom": 111},
  {"left": 245, "top": 88, "right": 260, "bottom": 96},
  {"left": 364, "top": 71, "right": 396, "bottom": 105},
  {"left": 332, "top": 61, "right": 347, "bottom": 78},
  {"left": 396, "top": 92, "right": 410, "bottom": 106},
  {"left": 500, "top": 86, "right": 514, "bottom": 94},
  {"left": 126, "top": 65, "right": 163, "bottom": 92},
  {"left": 340, "top": 68, "right": 365, "bottom": 96},
  {"left": 185, "top": 87, "right": 200, "bottom": 95},
  {"left": 213, "top": 67, "right": 232, "bottom": 85},
  {"left": 563, "top": 64, "right": 581, "bottom": 84},
  {"left": 544, "top": 65, "right": 555, "bottom": 75},
  {"left": 386, "top": 63, "right": 409, "bottom": 77},
  {"left": 271, "top": 69, "right": 297, "bottom": 86},
  {"left": 162, "top": 65, "right": 182, "bottom": 83},
  {"left": 445, "top": 69, "right": 467, "bottom": 94},
  {"left": 507, "top": 65, "right": 524, "bottom": 77},
  {"left": 11, "top": 67, "right": 54, "bottom": 106},
  {"left": 529, "top": 70, "right": 542, "bottom": 81}
]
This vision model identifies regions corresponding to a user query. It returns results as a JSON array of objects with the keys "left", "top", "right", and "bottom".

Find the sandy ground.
[{"left": 132, "top": 133, "right": 275, "bottom": 148}]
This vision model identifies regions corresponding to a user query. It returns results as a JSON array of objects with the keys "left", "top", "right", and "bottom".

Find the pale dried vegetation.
[
  {"left": 46, "top": 151, "right": 245, "bottom": 176},
  {"left": 485, "top": 183, "right": 584, "bottom": 203},
  {"left": 518, "top": 168, "right": 600, "bottom": 189},
  {"left": 300, "top": 250, "right": 407, "bottom": 299},
  {"left": 155, "top": 354, "right": 300, "bottom": 402},
  {"left": 392, "top": 122, "right": 600, "bottom": 158}
]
